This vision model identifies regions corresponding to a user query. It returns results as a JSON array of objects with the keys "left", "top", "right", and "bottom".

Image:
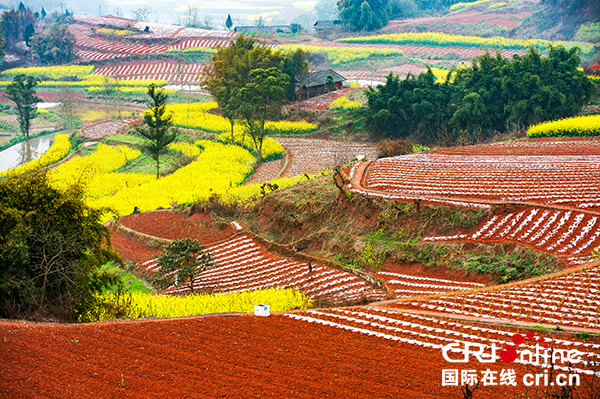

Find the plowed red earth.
[
  {"left": 119, "top": 210, "right": 234, "bottom": 244},
  {"left": 0, "top": 315, "right": 529, "bottom": 399},
  {"left": 110, "top": 230, "right": 161, "bottom": 264}
]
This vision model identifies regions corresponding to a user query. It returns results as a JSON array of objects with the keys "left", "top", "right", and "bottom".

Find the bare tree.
[
  {"left": 132, "top": 6, "right": 152, "bottom": 22},
  {"left": 203, "top": 15, "right": 214, "bottom": 30},
  {"left": 56, "top": 88, "right": 78, "bottom": 132},
  {"left": 112, "top": 7, "right": 123, "bottom": 17},
  {"left": 186, "top": 5, "right": 199, "bottom": 27}
]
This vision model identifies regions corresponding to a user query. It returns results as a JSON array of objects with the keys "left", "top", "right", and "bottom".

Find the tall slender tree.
[
  {"left": 135, "top": 84, "right": 178, "bottom": 179},
  {"left": 236, "top": 67, "right": 289, "bottom": 163},
  {"left": 6, "top": 75, "right": 41, "bottom": 137}
]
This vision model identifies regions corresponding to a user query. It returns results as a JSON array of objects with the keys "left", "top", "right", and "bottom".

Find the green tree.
[
  {"left": 135, "top": 84, "right": 178, "bottom": 179},
  {"left": 236, "top": 67, "right": 289, "bottom": 163},
  {"left": 225, "top": 13, "right": 233, "bottom": 30},
  {"left": 202, "top": 35, "right": 284, "bottom": 145},
  {"left": 325, "top": 74, "right": 335, "bottom": 92},
  {"left": 5, "top": 74, "right": 42, "bottom": 137},
  {"left": 29, "top": 22, "right": 76, "bottom": 65},
  {"left": 41, "top": 7, "right": 47, "bottom": 18},
  {"left": 0, "top": 171, "right": 121, "bottom": 321},
  {"left": 23, "top": 22, "right": 34, "bottom": 45},
  {"left": 337, "top": 0, "right": 390, "bottom": 31},
  {"left": 153, "top": 238, "right": 216, "bottom": 293}
]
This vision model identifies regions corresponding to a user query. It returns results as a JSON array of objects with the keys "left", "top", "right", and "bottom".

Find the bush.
[
  {"left": 0, "top": 171, "right": 122, "bottom": 321},
  {"left": 376, "top": 139, "right": 414, "bottom": 158}
]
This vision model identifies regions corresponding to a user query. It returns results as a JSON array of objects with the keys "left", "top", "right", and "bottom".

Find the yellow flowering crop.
[
  {"left": 329, "top": 96, "right": 362, "bottom": 111},
  {"left": 48, "top": 143, "right": 141, "bottom": 192},
  {"left": 488, "top": 2, "right": 507, "bottom": 8},
  {"left": 96, "top": 27, "right": 137, "bottom": 35},
  {"left": 77, "top": 288, "right": 312, "bottom": 322},
  {"left": 526, "top": 115, "right": 600, "bottom": 138},
  {"left": 224, "top": 173, "right": 319, "bottom": 202},
  {"left": 89, "top": 141, "right": 255, "bottom": 222},
  {"left": 280, "top": 44, "right": 403, "bottom": 66},
  {"left": 338, "top": 32, "right": 594, "bottom": 55},
  {"left": 1, "top": 65, "right": 95, "bottom": 79},
  {"left": 0, "top": 134, "right": 70, "bottom": 177},
  {"left": 266, "top": 120, "right": 318, "bottom": 135},
  {"left": 168, "top": 142, "right": 201, "bottom": 158},
  {"left": 85, "top": 173, "right": 155, "bottom": 201}
]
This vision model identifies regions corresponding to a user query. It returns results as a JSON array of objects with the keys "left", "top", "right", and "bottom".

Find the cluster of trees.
[
  {"left": 0, "top": 2, "right": 75, "bottom": 65},
  {"left": 337, "top": 0, "right": 391, "bottom": 31},
  {"left": 203, "top": 36, "right": 309, "bottom": 162},
  {"left": 0, "top": 172, "right": 121, "bottom": 321},
  {"left": 364, "top": 46, "right": 596, "bottom": 145},
  {"left": 5, "top": 74, "right": 41, "bottom": 137},
  {"left": 30, "top": 22, "right": 76, "bottom": 65},
  {"left": 0, "top": 3, "right": 36, "bottom": 55}
]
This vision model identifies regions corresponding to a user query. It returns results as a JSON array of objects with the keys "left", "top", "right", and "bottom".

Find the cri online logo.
[
  {"left": 442, "top": 330, "right": 582, "bottom": 365},
  {"left": 500, "top": 331, "right": 548, "bottom": 363}
]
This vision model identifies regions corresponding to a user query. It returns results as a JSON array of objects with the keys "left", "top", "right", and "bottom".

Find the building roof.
[
  {"left": 297, "top": 69, "right": 346, "bottom": 88},
  {"left": 313, "top": 20, "right": 342, "bottom": 30}
]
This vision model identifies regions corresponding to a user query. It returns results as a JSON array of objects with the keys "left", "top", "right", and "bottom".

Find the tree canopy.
[
  {"left": 135, "top": 84, "right": 178, "bottom": 179},
  {"left": 202, "top": 36, "right": 305, "bottom": 147},
  {"left": 0, "top": 172, "right": 121, "bottom": 321},
  {"left": 236, "top": 67, "right": 289, "bottom": 163},
  {"left": 337, "top": 0, "right": 390, "bottom": 31},
  {"left": 5, "top": 74, "right": 42, "bottom": 137},
  {"left": 29, "top": 22, "right": 76, "bottom": 65},
  {"left": 154, "top": 238, "right": 216, "bottom": 293},
  {"left": 364, "top": 46, "right": 595, "bottom": 145}
]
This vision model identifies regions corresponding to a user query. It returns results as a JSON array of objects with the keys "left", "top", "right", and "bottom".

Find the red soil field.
[
  {"left": 0, "top": 315, "right": 542, "bottom": 399},
  {"left": 109, "top": 230, "right": 161, "bottom": 264},
  {"left": 119, "top": 210, "right": 234, "bottom": 244}
]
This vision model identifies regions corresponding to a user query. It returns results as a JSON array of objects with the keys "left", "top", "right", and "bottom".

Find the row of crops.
[
  {"left": 338, "top": 32, "right": 595, "bottom": 55},
  {"left": 0, "top": 65, "right": 169, "bottom": 94},
  {"left": 78, "top": 288, "right": 312, "bottom": 322}
]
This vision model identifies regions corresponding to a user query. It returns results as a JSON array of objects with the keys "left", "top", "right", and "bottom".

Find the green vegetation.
[
  {"left": 0, "top": 171, "right": 122, "bottom": 321},
  {"left": 337, "top": 0, "right": 391, "bottom": 31},
  {"left": 135, "top": 84, "right": 178, "bottom": 179},
  {"left": 5, "top": 75, "right": 42, "bottom": 137},
  {"left": 101, "top": 263, "right": 153, "bottom": 294},
  {"left": 30, "top": 22, "right": 76, "bottom": 65},
  {"left": 154, "top": 239, "right": 216, "bottom": 293},
  {"left": 223, "top": 174, "right": 559, "bottom": 281},
  {"left": 365, "top": 46, "right": 595, "bottom": 145}
]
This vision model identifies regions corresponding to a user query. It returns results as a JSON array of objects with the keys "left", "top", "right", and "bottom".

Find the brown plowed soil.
[
  {"left": 110, "top": 230, "right": 162, "bottom": 264},
  {"left": 119, "top": 210, "right": 234, "bottom": 244},
  {"left": 0, "top": 315, "right": 530, "bottom": 399}
]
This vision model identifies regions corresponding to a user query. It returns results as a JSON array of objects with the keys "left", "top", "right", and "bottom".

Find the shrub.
[{"left": 376, "top": 139, "right": 414, "bottom": 158}]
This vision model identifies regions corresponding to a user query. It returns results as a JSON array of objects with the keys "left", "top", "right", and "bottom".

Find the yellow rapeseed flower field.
[
  {"left": 1, "top": 65, "right": 95, "bottom": 79},
  {"left": 329, "top": 96, "right": 362, "bottom": 111},
  {"left": 526, "top": 115, "right": 600, "bottom": 138},
  {"left": 0, "top": 134, "right": 71, "bottom": 177},
  {"left": 280, "top": 44, "right": 403, "bottom": 66},
  {"left": 89, "top": 141, "right": 255, "bottom": 222},
  {"left": 48, "top": 143, "right": 141, "bottom": 192},
  {"left": 339, "top": 32, "right": 594, "bottom": 55},
  {"left": 78, "top": 288, "right": 312, "bottom": 322}
]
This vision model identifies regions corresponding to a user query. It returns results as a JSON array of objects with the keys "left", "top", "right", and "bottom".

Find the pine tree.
[
  {"left": 41, "top": 7, "right": 46, "bottom": 18},
  {"left": 226, "top": 14, "right": 233, "bottom": 30},
  {"left": 135, "top": 84, "right": 178, "bottom": 179}
]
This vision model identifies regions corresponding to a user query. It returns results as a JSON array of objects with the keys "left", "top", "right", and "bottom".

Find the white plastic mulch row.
[
  {"left": 423, "top": 207, "right": 600, "bottom": 257},
  {"left": 142, "top": 234, "right": 387, "bottom": 303},
  {"left": 409, "top": 266, "right": 600, "bottom": 329},
  {"left": 285, "top": 307, "right": 600, "bottom": 376},
  {"left": 363, "top": 154, "right": 600, "bottom": 207}
]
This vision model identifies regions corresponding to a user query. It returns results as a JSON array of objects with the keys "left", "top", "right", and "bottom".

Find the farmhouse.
[
  {"left": 296, "top": 69, "right": 346, "bottom": 98},
  {"left": 313, "top": 20, "right": 343, "bottom": 38}
]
